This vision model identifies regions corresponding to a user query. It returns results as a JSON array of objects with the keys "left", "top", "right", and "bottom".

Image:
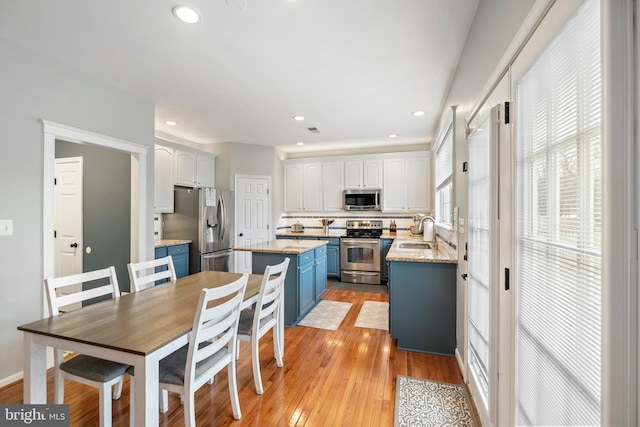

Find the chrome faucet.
[{"left": 418, "top": 216, "right": 436, "bottom": 244}]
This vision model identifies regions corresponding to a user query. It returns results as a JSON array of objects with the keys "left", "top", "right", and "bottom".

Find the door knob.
[
  {"left": 239, "top": 233, "right": 244, "bottom": 237},
  {"left": 70, "top": 243, "right": 78, "bottom": 248}
]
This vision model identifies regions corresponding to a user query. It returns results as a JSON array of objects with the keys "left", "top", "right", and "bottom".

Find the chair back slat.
[
  {"left": 45, "top": 266, "right": 120, "bottom": 315},
  {"left": 254, "top": 259, "right": 289, "bottom": 330},
  {"left": 128, "top": 256, "right": 176, "bottom": 291},
  {"left": 184, "top": 274, "right": 247, "bottom": 383}
]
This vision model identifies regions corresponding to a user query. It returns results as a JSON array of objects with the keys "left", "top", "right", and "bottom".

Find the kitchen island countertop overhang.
[{"left": 234, "top": 239, "right": 329, "bottom": 254}]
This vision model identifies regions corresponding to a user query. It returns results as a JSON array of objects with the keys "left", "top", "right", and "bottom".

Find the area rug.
[
  {"left": 394, "top": 376, "right": 477, "bottom": 427},
  {"left": 297, "top": 300, "right": 352, "bottom": 331},
  {"left": 328, "top": 281, "right": 389, "bottom": 294},
  {"left": 354, "top": 301, "right": 389, "bottom": 330}
]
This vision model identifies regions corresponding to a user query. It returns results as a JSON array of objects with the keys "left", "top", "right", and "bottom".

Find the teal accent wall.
[{"left": 56, "top": 140, "right": 131, "bottom": 293}]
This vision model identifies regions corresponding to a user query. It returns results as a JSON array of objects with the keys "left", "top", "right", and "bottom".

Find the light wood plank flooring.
[{"left": 1, "top": 286, "right": 468, "bottom": 426}]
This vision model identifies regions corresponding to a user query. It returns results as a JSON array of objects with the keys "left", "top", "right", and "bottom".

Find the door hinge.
[
  {"left": 504, "top": 101, "right": 510, "bottom": 124},
  {"left": 267, "top": 188, "right": 270, "bottom": 194},
  {"left": 54, "top": 178, "right": 57, "bottom": 185},
  {"left": 462, "top": 162, "right": 468, "bottom": 172},
  {"left": 505, "top": 267, "right": 510, "bottom": 290},
  {"left": 461, "top": 273, "right": 468, "bottom": 281},
  {"left": 267, "top": 224, "right": 270, "bottom": 230},
  {"left": 54, "top": 230, "right": 57, "bottom": 238}
]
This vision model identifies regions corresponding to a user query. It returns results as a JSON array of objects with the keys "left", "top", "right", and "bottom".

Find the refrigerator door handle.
[
  {"left": 202, "top": 249, "right": 234, "bottom": 259},
  {"left": 219, "top": 194, "right": 226, "bottom": 242}
]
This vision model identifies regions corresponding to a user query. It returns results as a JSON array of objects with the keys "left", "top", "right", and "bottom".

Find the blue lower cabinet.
[
  {"left": 168, "top": 244, "right": 189, "bottom": 279},
  {"left": 155, "top": 244, "right": 189, "bottom": 284},
  {"left": 389, "top": 261, "right": 456, "bottom": 355},
  {"left": 251, "top": 244, "right": 328, "bottom": 327}
]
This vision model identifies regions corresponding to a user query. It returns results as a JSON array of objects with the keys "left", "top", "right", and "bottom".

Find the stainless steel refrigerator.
[{"left": 162, "top": 186, "right": 234, "bottom": 274}]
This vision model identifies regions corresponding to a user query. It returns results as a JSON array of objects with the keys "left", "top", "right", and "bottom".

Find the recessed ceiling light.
[
  {"left": 412, "top": 110, "right": 425, "bottom": 117},
  {"left": 296, "top": 141, "right": 304, "bottom": 146},
  {"left": 388, "top": 134, "right": 397, "bottom": 139},
  {"left": 293, "top": 115, "right": 305, "bottom": 121},
  {"left": 172, "top": 6, "right": 200, "bottom": 24},
  {"left": 166, "top": 121, "right": 177, "bottom": 126}
]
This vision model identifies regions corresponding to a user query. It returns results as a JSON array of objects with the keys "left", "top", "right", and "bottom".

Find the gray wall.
[
  {"left": 0, "top": 37, "right": 154, "bottom": 382},
  {"left": 55, "top": 141, "right": 132, "bottom": 293}
]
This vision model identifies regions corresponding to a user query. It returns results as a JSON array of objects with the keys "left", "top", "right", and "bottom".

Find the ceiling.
[{"left": 0, "top": 0, "right": 479, "bottom": 154}]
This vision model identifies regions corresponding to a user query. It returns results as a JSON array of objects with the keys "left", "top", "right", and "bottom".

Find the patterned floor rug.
[
  {"left": 394, "top": 376, "right": 477, "bottom": 427},
  {"left": 354, "top": 301, "right": 389, "bottom": 330},
  {"left": 297, "top": 300, "right": 352, "bottom": 330}
]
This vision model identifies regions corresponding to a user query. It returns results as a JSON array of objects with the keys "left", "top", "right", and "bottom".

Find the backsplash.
[{"left": 276, "top": 211, "right": 432, "bottom": 233}]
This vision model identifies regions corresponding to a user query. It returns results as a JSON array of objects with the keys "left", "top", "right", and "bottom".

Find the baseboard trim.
[{"left": 0, "top": 371, "right": 23, "bottom": 389}]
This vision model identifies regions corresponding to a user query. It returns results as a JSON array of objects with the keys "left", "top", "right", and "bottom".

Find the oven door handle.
[
  {"left": 341, "top": 239, "right": 379, "bottom": 245},
  {"left": 342, "top": 271, "right": 379, "bottom": 276}
]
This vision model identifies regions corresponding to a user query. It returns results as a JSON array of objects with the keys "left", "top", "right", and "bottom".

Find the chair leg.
[
  {"left": 236, "top": 340, "right": 241, "bottom": 360},
  {"left": 99, "top": 383, "right": 112, "bottom": 427},
  {"left": 274, "top": 325, "right": 284, "bottom": 368},
  {"left": 184, "top": 388, "right": 196, "bottom": 427},
  {"left": 228, "top": 360, "right": 242, "bottom": 419},
  {"left": 251, "top": 336, "right": 263, "bottom": 395},
  {"left": 113, "top": 378, "right": 123, "bottom": 400},
  {"left": 54, "top": 369, "right": 65, "bottom": 405},
  {"left": 159, "top": 389, "right": 169, "bottom": 413},
  {"left": 129, "top": 377, "right": 135, "bottom": 427}
]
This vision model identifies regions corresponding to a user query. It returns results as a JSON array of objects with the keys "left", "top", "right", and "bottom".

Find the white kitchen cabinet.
[
  {"left": 174, "top": 149, "right": 215, "bottom": 188},
  {"left": 344, "top": 160, "right": 382, "bottom": 189},
  {"left": 322, "top": 161, "right": 344, "bottom": 211},
  {"left": 283, "top": 163, "right": 303, "bottom": 211},
  {"left": 284, "top": 162, "right": 324, "bottom": 212},
  {"left": 154, "top": 145, "right": 174, "bottom": 213},
  {"left": 303, "top": 163, "right": 323, "bottom": 211},
  {"left": 383, "top": 156, "right": 431, "bottom": 212}
]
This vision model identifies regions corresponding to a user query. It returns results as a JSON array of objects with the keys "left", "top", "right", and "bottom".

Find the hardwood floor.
[{"left": 1, "top": 286, "right": 468, "bottom": 426}]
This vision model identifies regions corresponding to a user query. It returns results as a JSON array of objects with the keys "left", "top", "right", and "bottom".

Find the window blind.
[
  {"left": 514, "top": 0, "right": 601, "bottom": 425},
  {"left": 435, "top": 125, "right": 453, "bottom": 224}
]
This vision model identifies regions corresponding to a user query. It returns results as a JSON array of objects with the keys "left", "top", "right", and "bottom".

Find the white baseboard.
[
  {"left": 0, "top": 371, "right": 23, "bottom": 388},
  {"left": 455, "top": 347, "right": 466, "bottom": 383}
]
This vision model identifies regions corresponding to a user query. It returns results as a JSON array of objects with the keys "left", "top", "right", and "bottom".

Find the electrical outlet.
[{"left": 0, "top": 219, "right": 13, "bottom": 236}]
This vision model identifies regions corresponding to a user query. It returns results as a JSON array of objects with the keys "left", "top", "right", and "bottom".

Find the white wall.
[{"left": 0, "top": 37, "right": 155, "bottom": 383}]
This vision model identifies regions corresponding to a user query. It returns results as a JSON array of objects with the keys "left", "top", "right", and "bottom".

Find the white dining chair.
[
  {"left": 157, "top": 273, "right": 248, "bottom": 426},
  {"left": 44, "top": 266, "right": 129, "bottom": 427},
  {"left": 237, "top": 258, "right": 290, "bottom": 395},
  {"left": 127, "top": 255, "right": 176, "bottom": 292}
]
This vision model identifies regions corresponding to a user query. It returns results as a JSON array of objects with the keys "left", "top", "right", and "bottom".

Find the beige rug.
[
  {"left": 297, "top": 300, "right": 352, "bottom": 330},
  {"left": 394, "top": 376, "right": 477, "bottom": 427},
  {"left": 354, "top": 301, "right": 389, "bottom": 330}
]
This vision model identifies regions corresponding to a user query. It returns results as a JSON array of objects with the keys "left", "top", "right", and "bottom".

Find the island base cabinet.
[
  {"left": 389, "top": 261, "right": 456, "bottom": 355},
  {"left": 251, "top": 246, "right": 328, "bottom": 327}
]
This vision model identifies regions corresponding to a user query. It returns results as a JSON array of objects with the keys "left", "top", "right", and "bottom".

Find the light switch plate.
[{"left": 0, "top": 219, "right": 13, "bottom": 236}]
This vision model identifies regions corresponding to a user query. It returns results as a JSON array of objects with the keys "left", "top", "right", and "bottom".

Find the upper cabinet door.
[
  {"left": 174, "top": 150, "right": 197, "bottom": 187},
  {"left": 382, "top": 159, "right": 406, "bottom": 212},
  {"left": 322, "top": 161, "right": 344, "bottom": 211},
  {"left": 303, "top": 163, "right": 323, "bottom": 211},
  {"left": 406, "top": 156, "right": 431, "bottom": 211},
  {"left": 362, "top": 160, "right": 383, "bottom": 188},
  {"left": 344, "top": 160, "right": 363, "bottom": 189},
  {"left": 154, "top": 145, "right": 174, "bottom": 213},
  {"left": 283, "top": 163, "right": 303, "bottom": 212},
  {"left": 196, "top": 154, "right": 215, "bottom": 188}
]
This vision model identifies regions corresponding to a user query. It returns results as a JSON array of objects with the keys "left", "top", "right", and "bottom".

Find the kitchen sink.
[{"left": 398, "top": 242, "right": 435, "bottom": 250}]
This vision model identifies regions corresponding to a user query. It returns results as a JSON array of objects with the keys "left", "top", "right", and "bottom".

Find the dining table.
[{"left": 18, "top": 270, "right": 266, "bottom": 426}]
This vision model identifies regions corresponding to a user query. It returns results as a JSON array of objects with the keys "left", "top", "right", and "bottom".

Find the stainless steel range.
[{"left": 340, "top": 220, "right": 382, "bottom": 285}]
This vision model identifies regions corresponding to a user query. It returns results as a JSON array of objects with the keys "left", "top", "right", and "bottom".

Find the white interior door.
[
  {"left": 54, "top": 157, "right": 83, "bottom": 308},
  {"left": 235, "top": 175, "right": 271, "bottom": 274}
]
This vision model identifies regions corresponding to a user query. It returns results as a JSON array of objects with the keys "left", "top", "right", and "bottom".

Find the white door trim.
[{"left": 42, "top": 120, "right": 148, "bottom": 316}]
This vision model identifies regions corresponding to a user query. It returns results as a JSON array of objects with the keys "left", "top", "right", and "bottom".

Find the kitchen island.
[
  {"left": 234, "top": 239, "right": 328, "bottom": 326},
  {"left": 386, "top": 237, "right": 457, "bottom": 355}
]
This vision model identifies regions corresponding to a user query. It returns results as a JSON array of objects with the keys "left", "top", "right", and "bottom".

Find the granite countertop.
[
  {"left": 386, "top": 236, "right": 457, "bottom": 264},
  {"left": 234, "top": 239, "right": 329, "bottom": 254},
  {"left": 154, "top": 239, "right": 192, "bottom": 248}
]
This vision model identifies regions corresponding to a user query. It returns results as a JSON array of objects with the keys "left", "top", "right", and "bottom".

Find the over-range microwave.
[{"left": 343, "top": 189, "right": 381, "bottom": 211}]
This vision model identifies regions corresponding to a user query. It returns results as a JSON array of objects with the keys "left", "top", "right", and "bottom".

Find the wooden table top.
[{"left": 18, "top": 271, "right": 262, "bottom": 356}]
